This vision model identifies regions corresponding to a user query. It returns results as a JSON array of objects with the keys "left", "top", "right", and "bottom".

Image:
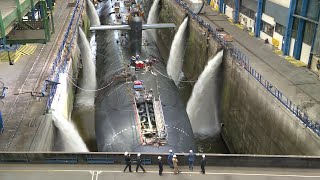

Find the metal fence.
[
  {"left": 173, "top": 0, "right": 320, "bottom": 136},
  {"left": 43, "top": 0, "right": 84, "bottom": 109}
]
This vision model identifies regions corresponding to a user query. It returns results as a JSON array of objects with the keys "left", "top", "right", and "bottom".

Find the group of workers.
[{"left": 123, "top": 149, "right": 207, "bottom": 176}]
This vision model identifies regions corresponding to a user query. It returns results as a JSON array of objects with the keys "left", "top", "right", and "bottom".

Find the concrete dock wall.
[{"left": 154, "top": 0, "right": 320, "bottom": 155}]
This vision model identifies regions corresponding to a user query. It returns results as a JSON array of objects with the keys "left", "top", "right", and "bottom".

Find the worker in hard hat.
[
  {"left": 167, "top": 149, "right": 174, "bottom": 168},
  {"left": 123, "top": 152, "right": 132, "bottom": 172},
  {"left": 135, "top": 153, "right": 146, "bottom": 172},
  {"left": 158, "top": 156, "right": 163, "bottom": 176},
  {"left": 200, "top": 155, "right": 206, "bottom": 174},
  {"left": 188, "top": 150, "right": 195, "bottom": 171},
  {"left": 172, "top": 155, "right": 180, "bottom": 174}
]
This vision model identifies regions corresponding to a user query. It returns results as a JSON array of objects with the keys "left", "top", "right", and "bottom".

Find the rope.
[{"left": 66, "top": 74, "right": 114, "bottom": 92}]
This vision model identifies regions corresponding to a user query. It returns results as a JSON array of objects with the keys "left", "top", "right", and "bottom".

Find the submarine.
[{"left": 93, "top": 0, "right": 195, "bottom": 152}]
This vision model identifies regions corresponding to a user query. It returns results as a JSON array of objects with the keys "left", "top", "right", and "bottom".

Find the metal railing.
[
  {"left": 43, "top": 0, "right": 84, "bottom": 110},
  {"left": 173, "top": 0, "right": 320, "bottom": 136},
  {"left": 1, "top": 152, "right": 320, "bottom": 168}
]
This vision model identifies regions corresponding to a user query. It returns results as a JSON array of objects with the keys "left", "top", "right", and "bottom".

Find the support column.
[
  {"left": 293, "top": 0, "right": 309, "bottom": 60},
  {"left": 219, "top": 0, "right": 224, "bottom": 13},
  {"left": 15, "top": 0, "right": 22, "bottom": 22},
  {"left": 40, "top": 0, "right": 50, "bottom": 42},
  {"left": 233, "top": 0, "right": 239, "bottom": 23},
  {"left": 254, "top": 0, "right": 263, "bottom": 37},
  {"left": 283, "top": 0, "right": 297, "bottom": 55},
  {"left": 0, "top": 11, "right": 6, "bottom": 45},
  {"left": 48, "top": 0, "right": 55, "bottom": 33},
  {"left": 307, "top": 10, "right": 320, "bottom": 67},
  {"left": 31, "top": 0, "right": 36, "bottom": 20}
]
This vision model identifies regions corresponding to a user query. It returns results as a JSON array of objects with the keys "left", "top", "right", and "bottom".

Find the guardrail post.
[{"left": 0, "top": 111, "right": 4, "bottom": 133}]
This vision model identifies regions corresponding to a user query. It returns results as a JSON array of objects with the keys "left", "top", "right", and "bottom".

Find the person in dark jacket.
[
  {"left": 158, "top": 156, "right": 163, "bottom": 176},
  {"left": 123, "top": 152, "right": 132, "bottom": 172},
  {"left": 167, "top": 149, "right": 174, "bottom": 168},
  {"left": 136, "top": 153, "right": 146, "bottom": 172},
  {"left": 200, "top": 155, "right": 206, "bottom": 174}
]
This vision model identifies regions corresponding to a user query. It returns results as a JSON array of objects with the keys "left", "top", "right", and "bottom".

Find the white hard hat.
[
  {"left": 189, "top": 150, "right": 193, "bottom": 153},
  {"left": 137, "top": 153, "right": 141, "bottom": 156},
  {"left": 124, "top": 152, "right": 128, "bottom": 155},
  {"left": 202, "top": 155, "right": 206, "bottom": 158},
  {"left": 173, "top": 155, "right": 177, "bottom": 158},
  {"left": 158, "top": 156, "right": 162, "bottom": 160},
  {"left": 169, "top": 149, "right": 172, "bottom": 153}
]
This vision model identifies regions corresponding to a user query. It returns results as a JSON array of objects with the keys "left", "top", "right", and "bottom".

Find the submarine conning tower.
[{"left": 129, "top": 16, "right": 143, "bottom": 55}]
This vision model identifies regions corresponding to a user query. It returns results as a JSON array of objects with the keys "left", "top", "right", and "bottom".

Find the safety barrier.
[
  {"left": 173, "top": 0, "right": 320, "bottom": 136},
  {"left": 1, "top": 152, "right": 320, "bottom": 168},
  {"left": 43, "top": 0, "right": 84, "bottom": 110}
]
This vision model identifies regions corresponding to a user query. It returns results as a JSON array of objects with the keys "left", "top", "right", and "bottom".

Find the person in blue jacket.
[
  {"left": 167, "top": 149, "right": 174, "bottom": 168},
  {"left": 188, "top": 150, "right": 196, "bottom": 171}
]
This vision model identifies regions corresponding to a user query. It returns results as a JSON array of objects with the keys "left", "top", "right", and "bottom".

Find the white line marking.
[{"left": 1, "top": 169, "right": 320, "bottom": 178}]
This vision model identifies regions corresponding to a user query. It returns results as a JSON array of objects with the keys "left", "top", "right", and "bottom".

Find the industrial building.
[{"left": 208, "top": 0, "right": 320, "bottom": 73}]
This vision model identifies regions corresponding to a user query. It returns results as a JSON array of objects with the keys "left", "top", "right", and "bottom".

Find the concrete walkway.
[
  {"left": 198, "top": 5, "right": 320, "bottom": 122},
  {"left": 1, "top": 164, "right": 320, "bottom": 180},
  {"left": 0, "top": 0, "right": 72, "bottom": 151}
]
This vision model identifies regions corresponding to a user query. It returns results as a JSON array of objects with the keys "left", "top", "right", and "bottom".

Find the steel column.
[
  {"left": 40, "top": 0, "right": 50, "bottom": 42},
  {"left": 233, "top": 0, "right": 239, "bottom": 23},
  {"left": 254, "top": 0, "right": 263, "bottom": 37},
  {"left": 282, "top": 0, "right": 297, "bottom": 55},
  {"left": 30, "top": 0, "right": 36, "bottom": 20},
  {"left": 48, "top": 0, "right": 55, "bottom": 33},
  {"left": 307, "top": 10, "right": 320, "bottom": 67},
  {"left": 293, "top": 0, "right": 309, "bottom": 59},
  {"left": 0, "top": 11, "right": 6, "bottom": 45},
  {"left": 15, "top": 0, "right": 22, "bottom": 22},
  {"left": 219, "top": 0, "right": 224, "bottom": 13}
]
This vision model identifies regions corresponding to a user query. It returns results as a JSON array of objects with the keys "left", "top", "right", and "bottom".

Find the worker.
[
  {"left": 188, "top": 150, "right": 195, "bottom": 171},
  {"left": 158, "top": 156, "right": 163, "bottom": 176},
  {"left": 200, "top": 155, "right": 206, "bottom": 174},
  {"left": 135, "top": 153, "right": 146, "bottom": 172},
  {"left": 130, "top": 56, "right": 136, "bottom": 66},
  {"left": 167, "top": 149, "right": 174, "bottom": 168},
  {"left": 172, "top": 155, "right": 180, "bottom": 174},
  {"left": 123, "top": 152, "right": 132, "bottom": 172}
]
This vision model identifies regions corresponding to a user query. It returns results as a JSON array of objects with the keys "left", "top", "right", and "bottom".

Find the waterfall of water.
[
  {"left": 147, "top": 0, "right": 160, "bottom": 40},
  {"left": 186, "top": 50, "right": 224, "bottom": 139},
  {"left": 52, "top": 112, "right": 89, "bottom": 152},
  {"left": 77, "top": 28, "right": 96, "bottom": 107},
  {"left": 87, "top": 0, "right": 101, "bottom": 26},
  {"left": 166, "top": 17, "right": 188, "bottom": 86}
]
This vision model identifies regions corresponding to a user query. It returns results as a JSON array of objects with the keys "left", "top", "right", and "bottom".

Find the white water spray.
[
  {"left": 87, "top": 0, "right": 101, "bottom": 26},
  {"left": 77, "top": 28, "right": 96, "bottom": 107},
  {"left": 167, "top": 17, "right": 188, "bottom": 86},
  {"left": 147, "top": 0, "right": 160, "bottom": 40},
  {"left": 52, "top": 112, "right": 89, "bottom": 152},
  {"left": 186, "top": 51, "right": 223, "bottom": 139}
]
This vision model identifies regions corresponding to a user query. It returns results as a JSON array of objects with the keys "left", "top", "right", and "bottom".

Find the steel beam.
[
  {"left": 293, "top": 0, "right": 309, "bottom": 60},
  {"left": 233, "top": 0, "right": 239, "bottom": 23},
  {"left": 293, "top": 14, "right": 319, "bottom": 24},
  {"left": 254, "top": 0, "right": 263, "bottom": 37},
  {"left": 282, "top": 0, "right": 297, "bottom": 56}
]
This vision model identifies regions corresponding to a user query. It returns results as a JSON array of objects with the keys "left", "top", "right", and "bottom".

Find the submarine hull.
[{"left": 95, "top": 0, "right": 195, "bottom": 152}]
